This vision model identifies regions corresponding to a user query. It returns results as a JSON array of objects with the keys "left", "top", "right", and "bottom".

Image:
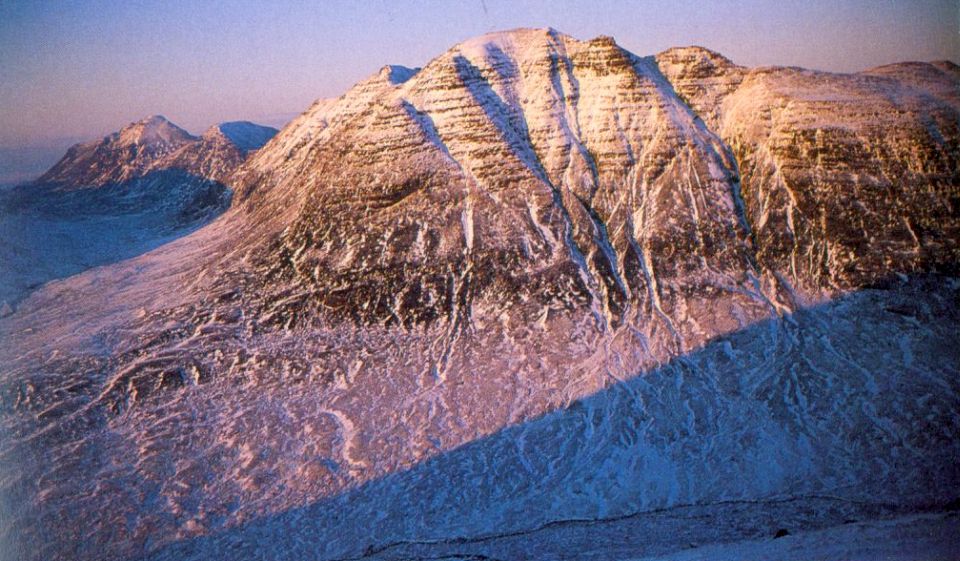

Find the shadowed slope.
[
  {"left": 0, "top": 115, "right": 278, "bottom": 309},
  {"left": 129, "top": 276, "right": 960, "bottom": 561},
  {"left": 0, "top": 170, "right": 230, "bottom": 309}
]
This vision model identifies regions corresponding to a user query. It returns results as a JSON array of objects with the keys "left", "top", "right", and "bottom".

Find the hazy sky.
[{"left": 1, "top": 0, "right": 957, "bottom": 149}]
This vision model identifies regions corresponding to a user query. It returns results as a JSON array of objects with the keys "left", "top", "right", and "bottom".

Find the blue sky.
[{"left": 0, "top": 0, "right": 957, "bottom": 149}]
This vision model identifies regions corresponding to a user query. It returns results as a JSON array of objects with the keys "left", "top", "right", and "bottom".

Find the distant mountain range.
[
  {"left": 1, "top": 28, "right": 958, "bottom": 561},
  {"left": 37, "top": 116, "right": 277, "bottom": 186},
  {"left": 0, "top": 118, "right": 287, "bottom": 186},
  {"left": 0, "top": 116, "right": 277, "bottom": 310}
]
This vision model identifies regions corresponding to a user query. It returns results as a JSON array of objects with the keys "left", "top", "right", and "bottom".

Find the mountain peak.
[
  {"left": 204, "top": 121, "right": 278, "bottom": 152},
  {"left": 656, "top": 45, "right": 739, "bottom": 71},
  {"left": 141, "top": 114, "right": 171, "bottom": 125},
  {"left": 36, "top": 116, "right": 273, "bottom": 187},
  {"left": 454, "top": 27, "right": 573, "bottom": 55},
  {"left": 587, "top": 34, "right": 619, "bottom": 47},
  {"left": 117, "top": 115, "right": 196, "bottom": 146},
  {"left": 380, "top": 64, "right": 420, "bottom": 85}
]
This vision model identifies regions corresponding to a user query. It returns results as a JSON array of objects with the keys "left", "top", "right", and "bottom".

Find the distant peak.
[
  {"left": 381, "top": 65, "right": 419, "bottom": 85},
  {"left": 866, "top": 59, "right": 958, "bottom": 73},
  {"left": 588, "top": 34, "right": 619, "bottom": 47},
  {"left": 118, "top": 115, "right": 195, "bottom": 146},
  {"left": 122, "top": 114, "right": 175, "bottom": 132},
  {"left": 208, "top": 121, "right": 278, "bottom": 152},
  {"left": 657, "top": 45, "right": 737, "bottom": 68},
  {"left": 141, "top": 114, "right": 171, "bottom": 124}
]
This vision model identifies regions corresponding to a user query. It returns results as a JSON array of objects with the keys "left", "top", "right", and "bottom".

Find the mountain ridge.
[
  {"left": 0, "top": 117, "right": 276, "bottom": 309},
  {"left": 35, "top": 115, "right": 278, "bottom": 187},
  {"left": 1, "top": 28, "right": 958, "bottom": 561}
]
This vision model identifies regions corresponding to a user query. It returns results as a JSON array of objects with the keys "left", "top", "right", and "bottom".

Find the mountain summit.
[
  {"left": 38, "top": 115, "right": 196, "bottom": 186},
  {"left": 115, "top": 114, "right": 196, "bottom": 146},
  {"left": 37, "top": 115, "right": 277, "bottom": 187},
  {"left": 234, "top": 26, "right": 957, "bottom": 328},
  {"left": 206, "top": 121, "right": 279, "bottom": 153},
  {"left": 2, "top": 28, "right": 958, "bottom": 561}
]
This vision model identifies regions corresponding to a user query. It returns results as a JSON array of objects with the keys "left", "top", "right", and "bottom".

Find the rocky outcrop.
[
  {"left": 656, "top": 49, "right": 960, "bottom": 293},
  {"left": 652, "top": 45, "right": 744, "bottom": 130}
]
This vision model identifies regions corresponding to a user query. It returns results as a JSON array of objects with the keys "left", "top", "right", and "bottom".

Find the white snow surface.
[
  {"left": 211, "top": 121, "right": 278, "bottom": 152},
  {"left": 117, "top": 115, "right": 197, "bottom": 146},
  {"left": 0, "top": 27, "right": 958, "bottom": 561},
  {"left": 0, "top": 172, "right": 230, "bottom": 309}
]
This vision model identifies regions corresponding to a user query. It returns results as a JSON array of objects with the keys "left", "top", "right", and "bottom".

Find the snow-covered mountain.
[
  {"left": 37, "top": 115, "right": 198, "bottom": 186},
  {"left": 0, "top": 116, "right": 277, "bottom": 309},
  {"left": 36, "top": 115, "right": 277, "bottom": 186},
  {"left": 0, "top": 28, "right": 957, "bottom": 561},
  {"left": 213, "top": 121, "right": 280, "bottom": 153}
]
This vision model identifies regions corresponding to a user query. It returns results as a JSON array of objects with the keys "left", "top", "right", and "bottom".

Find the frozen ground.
[
  {"left": 3, "top": 273, "right": 955, "bottom": 561},
  {"left": 634, "top": 512, "right": 960, "bottom": 561}
]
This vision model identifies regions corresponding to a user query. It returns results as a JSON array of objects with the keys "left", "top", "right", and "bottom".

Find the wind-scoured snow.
[
  {"left": 0, "top": 27, "right": 957, "bottom": 561},
  {"left": 212, "top": 121, "right": 279, "bottom": 152}
]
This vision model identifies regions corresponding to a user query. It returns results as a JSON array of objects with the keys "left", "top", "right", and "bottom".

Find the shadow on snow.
[
  {"left": 141, "top": 276, "right": 960, "bottom": 561},
  {"left": 0, "top": 169, "right": 231, "bottom": 310}
]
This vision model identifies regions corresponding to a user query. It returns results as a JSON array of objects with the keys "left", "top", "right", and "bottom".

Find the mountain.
[
  {"left": 36, "top": 115, "right": 198, "bottom": 186},
  {"left": 654, "top": 47, "right": 960, "bottom": 290},
  {"left": 0, "top": 116, "right": 277, "bottom": 310},
  {"left": 36, "top": 115, "right": 278, "bottom": 187},
  {"left": 214, "top": 121, "right": 280, "bottom": 153},
  {"left": 161, "top": 122, "right": 279, "bottom": 183},
  {"left": 0, "top": 28, "right": 958, "bottom": 561},
  {"left": 231, "top": 29, "right": 958, "bottom": 328}
]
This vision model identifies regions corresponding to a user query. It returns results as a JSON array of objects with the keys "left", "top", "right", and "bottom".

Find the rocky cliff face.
[
  {"left": 656, "top": 50, "right": 960, "bottom": 293},
  {"left": 234, "top": 29, "right": 768, "bottom": 349},
  {"left": 230, "top": 27, "right": 958, "bottom": 341},
  {"left": 0, "top": 28, "right": 957, "bottom": 561}
]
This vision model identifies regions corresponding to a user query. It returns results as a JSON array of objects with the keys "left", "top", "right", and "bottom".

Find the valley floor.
[
  {"left": 633, "top": 512, "right": 959, "bottom": 561},
  {"left": 0, "top": 174, "right": 229, "bottom": 310},
  {"left": 295, "top": 501, "right": 958, "bottom": 561}
]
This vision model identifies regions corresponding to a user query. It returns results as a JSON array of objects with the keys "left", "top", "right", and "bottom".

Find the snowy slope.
[
  {"left": 0, "top": 28, "right": 958, "bottom": 561},
  {"left": 36, "top": 115, "right": 277, "bottom": 187},
  {"left": 0, "top": 116, "right": 279, "bottom": 309},
  {"left": 213, "top": 121, "right": 279, "bottom": 152},
  {"left": 0, "top": 171, "right": 230, "bottom": 310},
  {"left": 632, "top": 513, "right": 960, "bottom": 561}
]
